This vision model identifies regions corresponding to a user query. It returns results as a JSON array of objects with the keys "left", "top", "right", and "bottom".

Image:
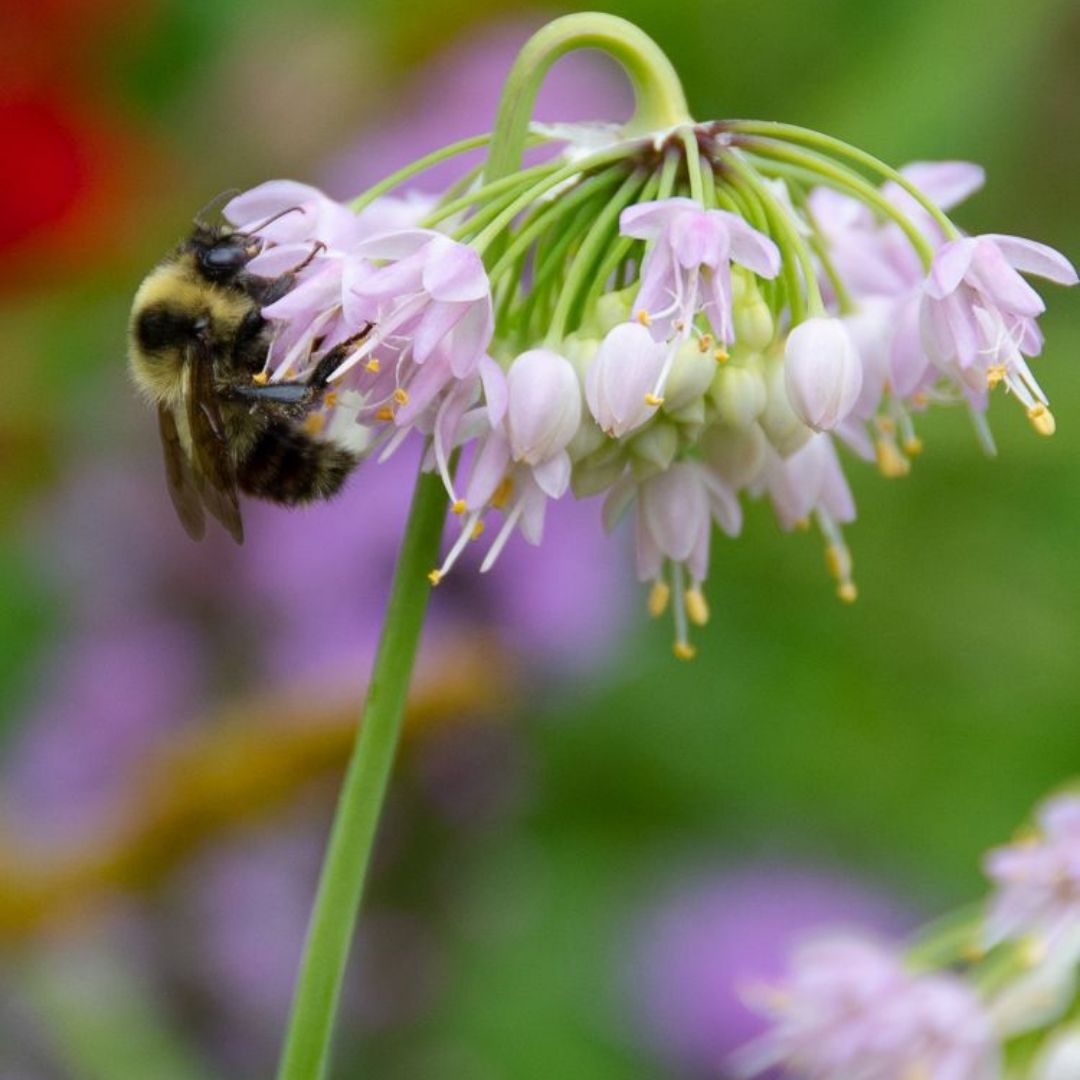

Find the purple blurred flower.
[
  {"left": 738, "top": 936, "right": 1000, "bottom": 1080},
  {"left": 630, "top": 862, "right": 911, "bottom": 1078}
]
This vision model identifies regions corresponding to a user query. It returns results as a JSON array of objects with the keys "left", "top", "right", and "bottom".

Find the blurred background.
[{"left": 1, "top": 0, "right": 1078, "bottom": 1076}]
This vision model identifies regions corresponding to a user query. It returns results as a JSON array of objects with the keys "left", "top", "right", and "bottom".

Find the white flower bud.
[
  {"left": 585, "top": 322, "right": 667, "bottom": 438},
  {"left": 734, "top": 284, "right": 775, "bottom": 351},
  {"left": 783, "top": 317, "right": 863, "bottom": 431},
  {"left": 630, "top": 419, "right": 679, "bottom": 475},
  {"left": 505, "top": 349, "right": 581, "bottom": 465},
  {"left": 662, "top": 338, "right": 715, "bottom": 412},
  {"left": 701, "top": 422, "right": 769, "bottom": 488}
]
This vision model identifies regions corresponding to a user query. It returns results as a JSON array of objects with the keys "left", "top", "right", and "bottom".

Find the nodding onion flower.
[{"left": 220, "top": 82, "right": 1074, "bottom": 660}]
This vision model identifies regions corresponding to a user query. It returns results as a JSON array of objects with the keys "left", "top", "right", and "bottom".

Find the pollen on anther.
[
  {"left": 713, "top": 348, "right": 729, "bottom": 364},
  {"left": 1028, "top": 404, "right": 1056, "bottom": 437},
  {"left": 427, "top": 570, "right": 442, "bottom": 586},
  {"left": 673, "top": 641, "right": 697, "bottom": 661},
  {"left": 324, "top": 390, "right": 339, "bottom": 408},
  {"left": 903, "top": 436, "right": 923, "bottom": 456},
  {"left": 644, "top": 392, "right": 664, "bottom": 407},
  {"left": 698, "top": 334, "right": 714, "bottom": 353},
  {"left": 303, "top": 413, "right": 326, "bottom": 436},
  {"left": 252, "top": 371, "right": 270, "bottom": 385},
  {"left": 393, "top": 388, "right": 410, "bottom": 406},
  {"left": 647, "top": 580, "right": 670, "bottom": 618},
  {"left": 375, "top": 406, "right": 395, "bottom": 422},
  {"left": 451, "top": 499, "right": 467, "bottom": 516},
  {"left": 875, "top": 439, "right": 911, "bottom": 478},
  {"left": 470, "top": 521, "right": 485, "bottom": 541},
  {"left": 685, "top": 588, "right": 709, "bottom": 627},
  {"left": 837, "top": 582, "right": 858, "bottom": 604},
  {"left": 365, "top": 358, "right": 381, "bottom": 374},
  {"left": 636, "top": 309, "right": 651, "bottom": 326},
  {"left": 491, "top": 477, "right": 514, "bottom": 510}
]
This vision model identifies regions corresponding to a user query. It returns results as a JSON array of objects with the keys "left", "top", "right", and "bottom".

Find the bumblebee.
[{"left": 128, "top": 213, "right": 368, "bottom": 543}]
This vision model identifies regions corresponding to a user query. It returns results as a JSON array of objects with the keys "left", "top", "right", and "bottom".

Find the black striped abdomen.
[{"left": 236, "top": 421, "right": 359, "bottom": 505}]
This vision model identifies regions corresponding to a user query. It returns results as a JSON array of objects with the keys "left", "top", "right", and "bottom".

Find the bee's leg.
[{"left": 305, "top": 323, "right": 375, "bottom": 389}]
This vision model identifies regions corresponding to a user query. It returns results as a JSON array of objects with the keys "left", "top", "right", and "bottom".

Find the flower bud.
[
  {"left": 662, "top": 338, "right": 715, "bottom": 413},
  {"left": 585, "top": 322, "right": 667, "bottom": 438},
  {"left": 760, "top": 354, "right": 812, "bottom": 457},
  {"left": 701, "top": 422, "right": 768, "bottom": 488},
  {"left": 630, "top": 419, "right": 678, "bottom": 475},
  {"left": 505, "top": 349, "right": 581, "bottom": 465},
  {"left": 711, "top": 362, "right": 766, "bottom": 430},
  {"left": 783, "top": 317, "right": 863, "bottom": 431},
  {"left": 734, "top": 283, "right": 775, "bottom": 351}
]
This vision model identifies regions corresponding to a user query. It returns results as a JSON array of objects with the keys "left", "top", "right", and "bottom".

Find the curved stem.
[
  {"left": 483, "top": 13, "right": 692, "bottom": 184},
  {"left": 276, "top": 467, "right": 448, "bottom": 1080}
]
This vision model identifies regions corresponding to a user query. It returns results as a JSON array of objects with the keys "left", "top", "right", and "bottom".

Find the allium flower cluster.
[
  {"left": 219, "top": 115, "right": 1075, "bottom": 657},
  {"left": 737, "top": 936, "right": 1000, "bottom": 1080}
]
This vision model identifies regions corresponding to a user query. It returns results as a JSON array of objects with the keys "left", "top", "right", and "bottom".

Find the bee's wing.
[
  {"left": 187, "top": 346, "right": 245, "bottom": 544},
  {"left": 157, "top": 404, "right": 207, "bottom": 541}
]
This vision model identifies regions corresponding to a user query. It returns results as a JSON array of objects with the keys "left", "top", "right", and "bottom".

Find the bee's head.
[{"left": 187, "top": 225, "right": 260, "bottom": 284}]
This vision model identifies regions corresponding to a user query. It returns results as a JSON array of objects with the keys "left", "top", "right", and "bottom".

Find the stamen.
[
  {"left": 636, "top": 309, "right": 652, "bottom": 326},
  {"left": 903, "top": 436, "right": 923, "bottom": 456},
  {"left": 252, "top": 371, "right": 269, "bottom": 386},
  {"left": 375, "top": 406, "right": 395, "bottom": 422},
  {"left": 648, "top": 579, "right": 670, "bottom": 617},
  {"left": 491, "top": 476, "right": 514, "bottom": 509},
  {"left": 713, "top": 348, "right": 729, "bottom": 364},
  {"left": 433, "top": 511, "right": 482, "bottom": 582},
  {"left": 323, "top": 390, "right": 339, "bottom": 408},
  {"left": 365, "top": 358, "right": 381, "bottom": 373},
  {"left": 644, "top": 392, "right": 665, "bottom": 407},
  {"left": 875, "top": 439, "right": 911, "bottom": 478},
  {"left": 818, "top": 511, "right": 858, "bottom": 605},
  {"left": 428, "top": 570, "right": 442, "bottom": 586},
  {"left": 671, "top": 563, "right": 695, "bottom": 660},
  {"left": 393, "top": 387, "right": 410, "bottom": 406},
  {"left": 480, "top": 501, "right": 525, "bottom": 573},
  {"left": 451, "top": 499, "right": 467, "bottom": 515},
  {"left": 697, "top": 333, "right": 714, "bottom": 353},
  {"left": 986, "top": 363, "right": 1007, "bottom": 390},
  {"left": 303, "top": 413, "right": 326, "bottom": 436},
  {"left": 673, "top": 641, "right": 697, "bottom": 661},
  {"left": 1027, "top": 404, "right": 1056, "bottom": 436},
  {"left": 470, "top": 520, "right": 485, "bottom": 540},
  {"left": 685, "top": 586, "right": 709, "bottom": 626}
]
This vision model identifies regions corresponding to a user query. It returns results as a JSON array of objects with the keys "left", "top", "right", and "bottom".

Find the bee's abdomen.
[{"left": 236, "top": 421, "right": 359, "bottom": 505}]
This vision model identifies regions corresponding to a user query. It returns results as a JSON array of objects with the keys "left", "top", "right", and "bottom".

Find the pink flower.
[
  {"left": 621, "top": 197, "right": 780, "bottom": 346},
  {"left": 603, "top": 460, "right": 740, "bottom": 659},
  {"left": 736, "top": 936, "right": 1000, "bottom": 1080},
  {"left": 430, "top": 349, "right": 581, "bottom": 582},
  {"left": 985, "top": 794, "right": 1080, "bottom": 951},
  {"left": 783, "top": 316, "right": 863, "bottom": 432},
  {"left": 920, "top": 234, "right": 1076, "bottom": 429}
]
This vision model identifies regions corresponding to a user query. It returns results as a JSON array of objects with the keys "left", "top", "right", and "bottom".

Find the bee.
[{"left": 128, "top": 209, "right": 370, "bottom": 543}]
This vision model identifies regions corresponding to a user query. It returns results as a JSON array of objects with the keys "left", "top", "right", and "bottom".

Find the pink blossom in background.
[{"left": 629, "top": 862, "right": 912, "bottom": 1078}]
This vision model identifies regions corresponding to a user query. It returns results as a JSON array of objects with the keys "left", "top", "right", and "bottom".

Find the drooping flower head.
[{"left": 191, "top": 31, "right": 1075, "bottom": 660}]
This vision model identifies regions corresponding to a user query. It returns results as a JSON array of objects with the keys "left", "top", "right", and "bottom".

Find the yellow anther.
[
  {"left": 470, "top": 520, "right": 485, "bottom": 541},
  {"left": 252, "top": 371, "right": 269, "bottom": 385},
  {"left": 697, "top": 334, "right": 714, "bottom": 353},
  {"left": 285, "top": 367, "right": 296, "bottom": 379},
  {"left": 644, "top": 392, "right": 664, "bottom": 407},
  {"left": 451, "top": 499, "right": 467, "bottom": 516},
  {"left": 673, "top": 641, "right": 697, "bottom": 661},
  {"left": 323, "top": 390, "right": 339, "bottom": 408},
  {"left": 636, "top": 309, "right": 651, "bottom": 326},
  {"left": 902, "top": 436, "right": 923, "bottom": 457},
  {"left": 837, "top": 582, "right": 858, "bottom": 604},
  {"left": 303, "top": 412, "right": 326, "bottom": 436},
  {"left": 874, "top": 415, "right": 897, "bottom": 436},
  {"left": 912, "top": 391, "right": 929, "bottom": 408},
  {"left": 875, "top": 439, "right": 911, "bottom": 478},
  {"left": 1028, "top": 404, "right": 1056, "bottom": 437},
  {"left": 491, "top": 476, "right": 514, "bottom": 510},
  {"left": 713, "top": 348, "right": 729, "bottom": 364},
  {"left": 673, "top": 319, "right": 686, "bottom": 333},
  {"left": 685, "top": 588, "right": 710, "bottom": 627},
  {"left": 365, "top": 358, "right": 381, "bottom": 373},
  {"left": 647, "top": 580, "right": 670, "bottom": 618},
  {"left": 427, "top": 570, "right": 442, "bottom": 586},
  {"left": 986, "top": 364, "right": 1007, "bottom": 390},
  {"left": 375, "top": 406, "right": 395, "bottom": 422},
  {"left": 393, "top": 388, "right": 409, "bottom": 406}
]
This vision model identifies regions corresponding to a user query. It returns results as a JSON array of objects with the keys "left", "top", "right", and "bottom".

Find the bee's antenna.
[
  {"left": 239, "top": 205, "right": 307, "bottom": 239},
  {"left": 193, "top": 189, "right": 242, "bottom": 230}
]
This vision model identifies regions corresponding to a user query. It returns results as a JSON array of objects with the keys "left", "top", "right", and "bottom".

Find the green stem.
[
  {"left": 350, "top": 133, "right": 504, "bottom": 214},
  {"left": 728, "top": 120, "right": 961, "bottom": 241},
  {"left": 483, "top": 12, "right": 692, "bottom": 184},
  {"left": 276, "top": 468, "right": 448, "bottom": 1080}
]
